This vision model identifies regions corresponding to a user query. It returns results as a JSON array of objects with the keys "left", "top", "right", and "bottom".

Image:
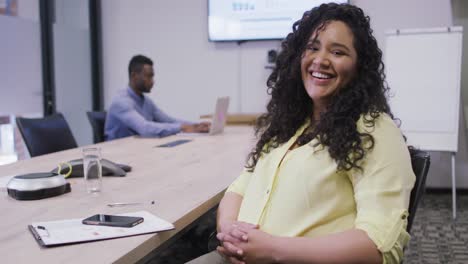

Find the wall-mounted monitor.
[{"left": 208, "top": 0, "right": 348, "bottom": 42}]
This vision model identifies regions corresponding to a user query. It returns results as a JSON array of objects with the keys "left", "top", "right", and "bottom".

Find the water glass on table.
[{"left": 82, "top": 147, "right": 102, "bottom": 193}]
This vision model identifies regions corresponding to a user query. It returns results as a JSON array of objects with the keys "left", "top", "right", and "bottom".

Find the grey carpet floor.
[
  {"left": 404, "top": 193, "right": 468, "bottom": 264},
  {"left": 149, "top": 193, "right": 468, "bottom": 264}
]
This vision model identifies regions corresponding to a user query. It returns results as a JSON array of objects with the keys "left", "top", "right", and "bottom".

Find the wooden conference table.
[{"left": 0, "top": 126, "right": 254, "bottom": 263}]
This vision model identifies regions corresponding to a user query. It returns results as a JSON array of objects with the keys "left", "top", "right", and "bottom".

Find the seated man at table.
[{"left": 105, "top": 55, "right": 209, "bottom": 140}]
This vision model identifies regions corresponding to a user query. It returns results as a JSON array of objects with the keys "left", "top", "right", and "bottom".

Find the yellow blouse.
[{"left": 227, "top": 113, "right": 415, "bottom": 264}]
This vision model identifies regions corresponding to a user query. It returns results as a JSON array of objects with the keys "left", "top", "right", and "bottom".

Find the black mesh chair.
[
  {"left": 407, "top": 148, "right": 431, "bottom": 232},
  {"left": 86, "top": 111, "right": 107, "bottom": 143},
  {"left": 16, "top": 113, "right": 78, "bottom": 157}
]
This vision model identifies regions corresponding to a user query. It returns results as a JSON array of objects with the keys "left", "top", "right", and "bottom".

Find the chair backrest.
[
  {"left": 407, "top": 148, "right": 431, "bottom": 232},
  {"left": 86, "top": 111, "right": 106, "bottom": 143},
  {"left": 16, "top": 113, "right": 78, "bottom": 157}
]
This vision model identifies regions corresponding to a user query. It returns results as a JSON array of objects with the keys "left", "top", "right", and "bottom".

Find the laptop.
[
  {"left": 208, "top": 96, "right": 230, "bottom": 135},
  {"left": 180, "top": 96, "right": 230, "bottom": 136}
]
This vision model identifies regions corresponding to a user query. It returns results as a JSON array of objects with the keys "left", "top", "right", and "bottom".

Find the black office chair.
[
  {"left": 16, "top": 113, "right": 78, "bottom": 157},
  {"left": 86, "top": 111, "right": 106, "bottom": 143},
  {"left": 407, "top": 148, "right": 431, "bottom": 232}
]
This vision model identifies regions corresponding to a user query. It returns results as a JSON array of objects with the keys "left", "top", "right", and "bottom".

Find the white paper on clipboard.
[{"left": 28, "top": 211, "right": 174, "bottom": 247}]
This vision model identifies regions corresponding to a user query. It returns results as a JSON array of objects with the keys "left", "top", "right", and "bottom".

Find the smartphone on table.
[{"left": 82, "top": 214, "right": 144, "bottom": 228}]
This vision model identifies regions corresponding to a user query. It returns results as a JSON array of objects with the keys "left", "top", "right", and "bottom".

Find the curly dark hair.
[{"left": 246, "top": 3, "right": 393, "bottom": 172}]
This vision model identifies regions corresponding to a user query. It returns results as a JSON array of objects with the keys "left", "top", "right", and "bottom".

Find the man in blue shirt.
[{"left": 105, "top": 55, "right": 209, "bottom": 140}]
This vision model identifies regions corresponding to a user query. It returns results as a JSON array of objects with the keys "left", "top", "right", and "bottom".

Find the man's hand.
[
  {"left": 181, "top": 122, "right": 210, "bottom": 133},
  {"left": 196, "top": 121, "right": 211, "bottom": 132}
]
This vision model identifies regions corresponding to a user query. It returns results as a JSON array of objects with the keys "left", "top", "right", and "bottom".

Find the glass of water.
[{"left": 82, "top": 147, "right": 102, "bottom": 193}]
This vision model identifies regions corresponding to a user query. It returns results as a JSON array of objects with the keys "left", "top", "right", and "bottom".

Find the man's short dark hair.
[{"left": 128, "top": 55, "right": 153, "bottom": 78}]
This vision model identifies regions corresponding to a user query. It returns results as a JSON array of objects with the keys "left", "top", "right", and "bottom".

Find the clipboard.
[{"left": 28, "top": 211, "right": 174, "bottom": 247}]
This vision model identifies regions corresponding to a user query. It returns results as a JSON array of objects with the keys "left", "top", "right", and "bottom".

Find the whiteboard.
[{"left": 385, "top": 27, "right": 463, "bottom": 152}]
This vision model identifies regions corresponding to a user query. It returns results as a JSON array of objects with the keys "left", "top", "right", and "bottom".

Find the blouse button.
[
  {"left": 266, "top": 189, "right": 270, "bottom": 194},
  {"left": 401, "top": 215, "right": 407, "bottom": 220}
]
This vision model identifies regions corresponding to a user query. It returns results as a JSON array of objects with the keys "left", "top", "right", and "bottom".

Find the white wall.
[
  {"left": 17, "top": 0, "right": 39, "bottom": 21},
  {"left": 53, "top": 0, "right": 93, "bottom": 146},
  {"left": 54, "top": 0, "right": 89, "bottom": 30},
  {"left": 353, "top": 0, "right": 452, "bottom": 50},
  {"left": 54, "top": 24, "right": 93, "bottom": 146},
  {"left": 101, "top": 0, "right": 468, "bottom": 188},
  {"left": 0, "top": 15, "right": 42, "bottom": 116},
  {"left": 102, "top": 0, "right": 243, "bottom": 121}
]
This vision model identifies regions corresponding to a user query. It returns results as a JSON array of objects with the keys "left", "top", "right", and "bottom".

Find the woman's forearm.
[
  {"left": 271, "top": 229, "right": 381, "bottom": 264},
  {"left": 217, "top": 191, "right": 243, "bottom": 231}
]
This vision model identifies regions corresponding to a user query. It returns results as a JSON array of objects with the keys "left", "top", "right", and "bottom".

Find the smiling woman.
[
  {"left": 188, "top": 3, "right": 415, "bottom": 264},
  {"left": 301, "top": 20, "right": 358, "bottom": 118}
]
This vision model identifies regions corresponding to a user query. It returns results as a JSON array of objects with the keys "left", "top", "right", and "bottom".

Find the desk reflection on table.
[{"left": 0, "top": 126, "right": 254, "bottom": 264}]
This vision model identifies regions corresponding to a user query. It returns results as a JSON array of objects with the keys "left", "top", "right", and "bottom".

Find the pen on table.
[{"left": 107, "top": 200, "right": 156, "bottom": 207}]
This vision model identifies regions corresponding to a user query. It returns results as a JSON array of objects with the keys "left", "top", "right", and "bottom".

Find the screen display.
[{"left": 208, "top": 0, "right": 348, "bottom": 41}]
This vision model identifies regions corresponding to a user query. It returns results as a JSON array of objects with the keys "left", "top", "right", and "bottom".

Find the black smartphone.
[
  {"left": 82, "top": 214, "right": 144, "bottom": 228},
  {"left": 155, "top": 139, "right": 192, "bottom": 148}
]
